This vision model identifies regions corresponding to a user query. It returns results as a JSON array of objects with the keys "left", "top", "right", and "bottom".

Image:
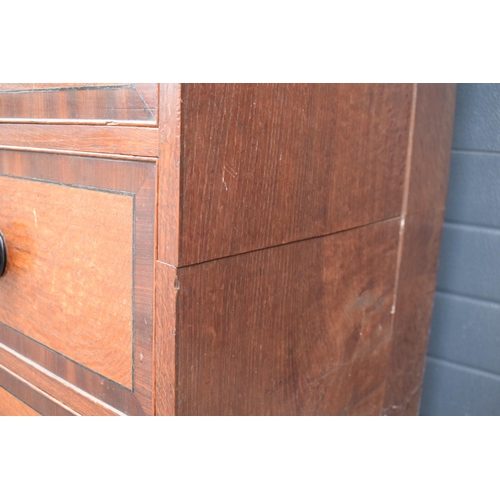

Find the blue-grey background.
[{"left": 420, "top": 84, "right": 500, "bottom": 415}]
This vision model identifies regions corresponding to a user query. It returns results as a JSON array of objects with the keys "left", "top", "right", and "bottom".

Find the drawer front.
[
  {"left": 0, "top": 150, "right": 155, "bottom": 415},
  {"left": 0, "top": 84, "right": 157, "bottom": 125}
]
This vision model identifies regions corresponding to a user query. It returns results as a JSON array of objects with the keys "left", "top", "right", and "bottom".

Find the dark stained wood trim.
[
  {"left": 0, "top": 84, "right": 158, "bottom": 125},
  {"left": 0, "top": 344, "right": 120, "bottom": 415},
  {"left": 0, "top": 146, "right": 159, "bottom": 162},
  {"left": 0, "top": 385, "right": 41, "bottom": 416},
  {"left": 0, "top": 119, "right": 157, "bottom": 127},
  {"left": 157, "top": 83, "right": 182, "bottom": 266},
  {"left": 0, "top": 365, "right": 75, "bottom": 416},
  {"left": 0, "top": 83, "right": 132, "bottom": 92},
  {"left": 0, "top": 149, "right": 153, "bottom": 192},
  {"left": 0, "top": 323, "right": 141, "bottom": 415},
  {"left": 0, "top": 124, "right": 159, "bottom": 157}
]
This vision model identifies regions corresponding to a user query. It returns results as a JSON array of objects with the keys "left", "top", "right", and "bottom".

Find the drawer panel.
[
  {"left": 0, "top": 176, "right": 133, "bottom": 387},
  {"left": 0, "top": 84, "right": 158, "bottom": 125},
  {"left": 0, "top": 150, "right": 155, "bottom": 415}
]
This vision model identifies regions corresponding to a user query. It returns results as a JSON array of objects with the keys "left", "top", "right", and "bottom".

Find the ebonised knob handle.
[{"left": 0, "top": 231, "right": 6, "bottom": 276}]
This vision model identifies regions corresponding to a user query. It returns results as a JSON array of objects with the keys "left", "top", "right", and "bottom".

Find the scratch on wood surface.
[
  {"left": 384, "top": 383, "right": 421, "bottom": 414},
  {"left": 0, "top": 84, "right": 133, "bottom": 94},
  {"left": 33, "top": 208, "right": 37, "bottom": 228},
  {"left": 222, "top": 163, "right": 238, "bottom": 191},
  {"left": 222, "top": 170, "right": 228, "bottom": 191},
  {"left": 223, "top": 163, "right": 238, "bottom": 178}
]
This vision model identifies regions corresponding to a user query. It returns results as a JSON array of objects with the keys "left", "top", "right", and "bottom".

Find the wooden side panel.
[
  {"left": 407, "top": 84, "right": 457, "bottom": 214},
  {"left": 0, "top": 386, "right": 40, "bottom": 416},
  {"left": 179, "top": 84, "right": 412, "bottom": 265},
  {"left": 0, "top": 177, "right": 134, "bottom": 388},
  {"left": 0, "top": 84, "right": 158, "bottom": 124},
  {"left": 0, "top": 124, "right": 159, "bottom": 157},
  {"left": 176, "top": 219, "right": 400, "bottom": 415},
  {"left": 383, "top": 84, "right": 456, "bottom": 415},
  {"left": 382, "top": 210, "right": 446, "bottom": 415},
  {"left": 155, "top": 263, "right": 178, "bottom": 416}
]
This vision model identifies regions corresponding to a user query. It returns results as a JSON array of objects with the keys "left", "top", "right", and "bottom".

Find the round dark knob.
[{"left": 0, "top": 231, "right": 6, "bottom": 277}]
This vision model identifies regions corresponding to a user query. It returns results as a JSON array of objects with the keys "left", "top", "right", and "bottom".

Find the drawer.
[
  {"left": 0, "top": 150, "right": 155, "bottom": 415},
  {"left": 0, "top": 84, "right": 158, "bottom": 125}
]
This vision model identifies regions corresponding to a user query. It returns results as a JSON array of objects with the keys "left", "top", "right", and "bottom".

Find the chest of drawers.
[{"left": 0, "top": 83, "right": 456, "bottom": 415}]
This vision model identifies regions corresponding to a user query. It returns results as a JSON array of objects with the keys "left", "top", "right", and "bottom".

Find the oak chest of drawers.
[{"left": 0, "top": 83, "right": 456, "bottom": 415}]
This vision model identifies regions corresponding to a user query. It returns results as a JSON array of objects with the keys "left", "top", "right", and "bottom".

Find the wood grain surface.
[
  {"left": 157, "top": 84, "right": 182, "bottom": 265},
  {"left": 131, "top": 170, "right": 156, "bottom": 412},
  {"left": 155, "top": 85, "right": 181, "bottom": 413},
  {"left": 0, "top": 365, "right": 76, "bottom": 416},
  {"left": 382, "top": 84, "right": 456, "bottom": 415},
  {"left": 0, "top": 176, "right": 134, "bottom": 387},
  {"left": 0, "top": 347, "right": 116, "bottom": 415},
  {"left": 0, "top": 124, "right": 159, "bottom": 157},
  {"left": 177, "top": 83, "right": 412, "bottom": 265},
  {"left": 176, "top": 219, "right": 400, "bottom": 415},
  {"left": 0, "top": 83, "right": 454, "bottom": 416},
  {"left": 0, "top": 150, "right": 155, "bottom": 415},
  {"left": 0, "top": 83, "right": 158, "bottom": 124},
  {"left": 155, "top": 263, "right": 178, "bottom": 416},
  {"left": 0, "top": 323, "right": 139, "bottom": 415},
  {"left": 406, "top": 84, "right": 457, "bottom": 214},
  {"left": 0, "top": 149, "right": 152, "bottom": 191},
  {"left": 383, "top": 210, "right": 447, "bottom": 415},
  {"left": 0, "top": 84, "right": 127, "bottom": 91},
  {"left": 0, "top": 386, "right": 40, "bottom": 416}
]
